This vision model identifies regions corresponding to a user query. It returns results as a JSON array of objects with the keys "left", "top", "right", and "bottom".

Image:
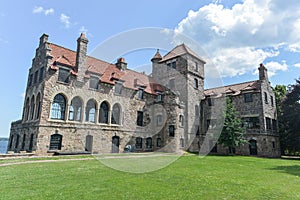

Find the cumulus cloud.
[
  {"left": 264, "top": 61, "right": 288, "bottom": 77},
  {"left": 32, "top": 6, "right": 54, "bottom": 15},
  {"left": 294, "top": 63, "right": 300, "bottom": 68},
  {"left": 175, "top": 0, "right": 300, "bottom": 77},
  {"left": 60, "top": 14, "right": 70, "bottom": 28}
]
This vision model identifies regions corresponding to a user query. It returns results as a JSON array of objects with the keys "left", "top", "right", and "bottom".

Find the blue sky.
[{"left": 0, "top": 0, "right": 300, "bottom": 137}]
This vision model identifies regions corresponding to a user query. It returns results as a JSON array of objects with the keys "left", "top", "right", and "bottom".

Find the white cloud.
[
  {"left": 79, "top": 26, "right": 88, "bottom": 34},
  {"left": 175, "top": 0, "right": 300, "bottom": 77},
  {"left": 60, "top": 14, "right": 70, "bottom": 28},
  {"left": 32, "top": 6, "right": 54, "bottom": 15},
  {"left": 294, "top": 63, "right": 300, "bottom": 68},
  {"left": 264, "top": 61, "right": 288, "bottom": 77}
]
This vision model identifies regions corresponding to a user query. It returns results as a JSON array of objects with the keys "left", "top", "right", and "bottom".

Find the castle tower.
[{"left": 151, "top": 44, "right": 206, "bottom": 151}]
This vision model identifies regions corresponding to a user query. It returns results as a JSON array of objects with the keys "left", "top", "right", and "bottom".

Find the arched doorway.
[
  {"left": 249, "top": 139, "right": 258, "bottom": 155},
  {"left": 112, "top": 136, "right": 120, "bottom": 153}
]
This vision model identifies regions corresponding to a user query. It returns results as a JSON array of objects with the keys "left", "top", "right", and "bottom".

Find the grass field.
[{"left": 1, "top": 154, "right": 300, "bottom": 199}]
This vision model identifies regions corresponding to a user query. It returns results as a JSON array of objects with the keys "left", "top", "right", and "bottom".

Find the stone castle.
[{"left": 7, "top": 33, "right": 280, "bottom": 157}]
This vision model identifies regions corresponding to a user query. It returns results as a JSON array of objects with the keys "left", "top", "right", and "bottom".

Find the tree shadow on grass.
[{"left": 270, "top": 165, "right": 300, "bottom": 177}]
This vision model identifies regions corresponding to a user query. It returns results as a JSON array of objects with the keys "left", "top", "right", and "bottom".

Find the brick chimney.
[
  {"left": 116, "top": 57, "right": 127, "bottom": 71},
  {"left": 76, "top": 33, "right": 89, "bottom": 82},
  {"left": 258, "top": 63, "right": 268, "bottom": 82}
]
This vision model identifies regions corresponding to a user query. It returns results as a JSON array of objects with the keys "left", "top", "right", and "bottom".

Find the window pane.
[
  {"left": 137, "top": 111, "right": 143, "bottom": 126},
  {"left": 99, "top": 102, "right": 109, "bottom": 124},
  {"left": 111, "top": 104, "right": 121, "bottom": 124},
  {"left": 169, "top": 125, "right": 175, "bottom": 137},
  {"left": 89, "top": 77, "right": 99, "bottom": 89},
  {"left": 58, "top": 68, "right": 70, "bottom": 83},
  {"left": 51, "top": 94, "right": 66, "bottom": 120}
]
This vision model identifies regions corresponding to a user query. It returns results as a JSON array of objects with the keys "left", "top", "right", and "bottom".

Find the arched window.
[
  {"left": 85, "top": 99, "right": 97, "bottom": 123},
  {"left": 69, "top": 97, "right": 82, "bottom": 121},
  {"left": 24, "top": 98, "right": 30, "bottom": 121},
  {"left": 50, "top": 94, "right": 66, "bottom": 120},
  {"left": 99, "top": 101, "right": 109, "bottom": 124},
  {"left": 111, "top": 103, "right": 121, "bottom": 125},
  {"left": 146, "top": 137, "right": 152, "bottom": 149},
  {"left": 30, "top": 96, "right": 35, "bottom": 120},
  {"left": 35, "top": 93, "right": 41, "bottom": 119},
  {"left": 49, "top": 133, "right": 62, "bottom": 150}
]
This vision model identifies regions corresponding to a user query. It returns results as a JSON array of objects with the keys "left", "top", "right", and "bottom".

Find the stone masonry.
[{"left": 7, "top": 34, "right": 280, "bottom": 157}]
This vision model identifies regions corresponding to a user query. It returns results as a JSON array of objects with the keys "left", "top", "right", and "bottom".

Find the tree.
[
  {"left": 281, "top": 78, "right": 300, "bottom": 155},
  {"left": 273, "top": 85, "right": 287, "bottom": 154},
  {"left": 218, "top": 97, "right": 247, "bottom": 154}
]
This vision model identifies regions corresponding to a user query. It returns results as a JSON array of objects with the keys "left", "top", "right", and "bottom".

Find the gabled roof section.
[
  {"left": 160, "top": 44, "right": 206, "bottom": 63},
  {"left": 48, "top": 42, "right": 163, "bottom": 95},
  {"left": 204, "top": 80, "right": 260, "bottom": 97}
]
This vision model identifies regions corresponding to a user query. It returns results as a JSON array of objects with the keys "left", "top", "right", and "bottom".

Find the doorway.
[
  {"left": 249, "top": 139, "right": 258, "bottom": 155},
  {"left": 112, "top": 136, "right": 120, "bottom": 153},
  {"left": 85, "top": 135, "right": 93, "bottom": 152}
]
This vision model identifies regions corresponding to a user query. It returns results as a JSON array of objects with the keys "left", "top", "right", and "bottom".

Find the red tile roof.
[
  {"left": 160, "top": 44, "right": 206, "bottom": 63},
  {"left": 204, "top": 80, "right": 260, "bottom": 97},
  {"left": 49, "top": 43, "right": 163, "bottom": 95}
]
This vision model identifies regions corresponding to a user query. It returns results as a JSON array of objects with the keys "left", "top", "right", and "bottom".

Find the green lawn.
[{"left": 1, "top": 155, "right": 300, "bottom": 199}]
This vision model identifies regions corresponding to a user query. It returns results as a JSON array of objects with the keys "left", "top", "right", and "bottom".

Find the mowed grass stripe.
[{"left": 0, "top": 155, "right": 299, "bottom": 199}]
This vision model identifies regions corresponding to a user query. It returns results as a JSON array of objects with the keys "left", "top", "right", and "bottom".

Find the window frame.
[
  {"left": 169, "top": 125, "right": 175, "bottom": 137},
  {"left": 89, "top": 76, "right": 99, "bottom": 90},
  {"left": 244, "top": 93, "right": 253, "bottom": 103},
  {"left": 50, "top": 94, "right": 66, "bottom": 120},
  {"left": 58, "top": 68, "right": 70, "bottom": 84},
  {"left": 136, "top": 111, "right": 143, "bottom": 126}
]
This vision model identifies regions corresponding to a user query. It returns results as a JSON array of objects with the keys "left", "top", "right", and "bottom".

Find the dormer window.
[
  {"left": 156, "top": 92, "right": 163, "bottom": 102},
  {"left": 115, "top": 81, "right": 123, "bottom": 95},
  {"left": 138, "top": 88, "right": 144, "bottom": 100},
  {"left": 89, "top": 76, "right": 99, "bottom": 90},
  {"left": 167, "top": 61, "right": 176, "bottom": 69},
  {"left": 58, "top": 68, "right": 70, "bottom": 84}
]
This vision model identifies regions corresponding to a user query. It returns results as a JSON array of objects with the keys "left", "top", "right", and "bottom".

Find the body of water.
[{"left": 0, "top": 140, "right": 8, "bottom": 154}]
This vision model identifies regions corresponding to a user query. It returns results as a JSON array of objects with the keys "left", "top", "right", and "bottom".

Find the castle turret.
[
  {"left": 258, "top": 63, "right": 268, "bottom": 82},
  {"left": 151, "top": 49, "right": 162, "bottom": 63},
  {"left": 76, "top": 33, "right": 89, "bottom": 82}
]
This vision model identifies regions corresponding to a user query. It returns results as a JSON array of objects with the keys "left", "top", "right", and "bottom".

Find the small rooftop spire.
[{"left": 151, "top": 49, "right": 162, "bottom": 63}]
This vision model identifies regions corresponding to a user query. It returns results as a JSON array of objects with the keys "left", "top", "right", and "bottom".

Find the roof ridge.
[
  {"left": 51, "top": 42, "right": 112, "bottom": 66},
  {"left": 205, "top": 80, "right": 258, "bottom": 91}
]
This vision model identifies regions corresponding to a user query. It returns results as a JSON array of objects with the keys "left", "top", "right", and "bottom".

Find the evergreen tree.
[
  {"left": 218, "top": 97, "right": 247, "bottom": 154},
  {"left": 273, "top": 85, "right": 287, "bottom": 154},
  {"left": 281, "top": 78, "right": 300, "bottom": 155}
]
